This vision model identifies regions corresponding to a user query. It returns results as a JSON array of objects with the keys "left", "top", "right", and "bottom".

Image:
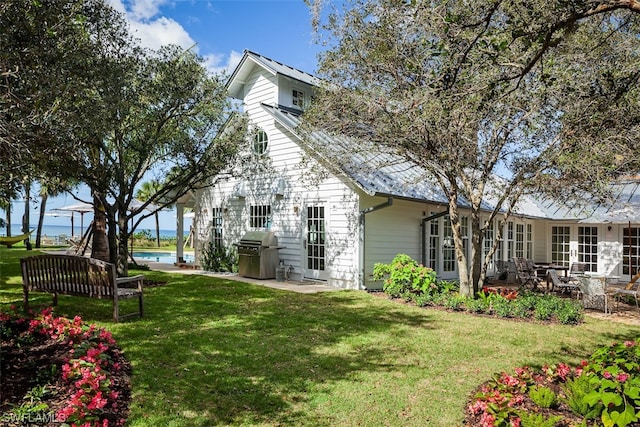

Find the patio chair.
[
  {"left": 513, "top": 257, "right": 541, "bottom": 290},
  {"left": 560, "top": 262, "right": 586, "bottom": 286},
  {"left": 577, "top": 275, "right": 610, "bottom": 314},
  {"left": 548, "top": 269, "right": 581, "bottom": 298},
  {"left": 494, "top": 260, "right": 508, "bottom": 281},
  {"left": 610, "top": 281, "right": 640, "bottom": 313}
]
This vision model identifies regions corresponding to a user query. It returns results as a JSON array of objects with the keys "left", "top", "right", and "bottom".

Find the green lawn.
[{"left": 2, "top": 247, "right": 639, "bottom": 426}]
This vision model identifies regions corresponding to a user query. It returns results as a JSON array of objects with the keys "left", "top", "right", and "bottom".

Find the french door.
[
  {"left": 551, "top": 226, "right": 598, "bottom": 272},
  {"left": 304, "top": 205, "right": 328, "bottom": 280}
]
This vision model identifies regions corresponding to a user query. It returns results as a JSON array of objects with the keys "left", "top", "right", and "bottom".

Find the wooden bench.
[{"left": 21, "top": 254, "right": 144, "bottom": 322}]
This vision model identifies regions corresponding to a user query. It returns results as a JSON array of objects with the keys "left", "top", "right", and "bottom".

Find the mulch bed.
[
  {"left": 0, "top": 279, "right": 165, "bottom": 426},
  {"left": 0, "top": 322, "right": 131, "bottom": 426}
]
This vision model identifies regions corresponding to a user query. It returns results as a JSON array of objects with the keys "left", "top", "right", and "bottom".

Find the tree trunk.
[
  {"left": 36, "top": 193, "right": 48, "bottom": 248},
  {"left": 469, "top": 208, "right": 484, "bottom": 296},
  {"left": 155, "top": 212, "right": 160, "bottom": 247},
  {"left": 107, "top": 220, "right": 118, "bottom": 265},
  {"left": 5, "top": 203, "right": 12, "bottom": 248},
  {"left": 454, "top": 203, "right": 485, "bottom": 297},
  {"left": 91, "top": 193, "right": 110, "bottom": 262},
  {"left": 22, "top": 184, "right": 32, "bottom": 250},
  {"left": 117, "top": 209, "right": 129, "bottom": 277}
]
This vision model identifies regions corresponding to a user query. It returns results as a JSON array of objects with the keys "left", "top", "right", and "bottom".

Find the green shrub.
[
  {"left": 517, "top": 412, "right": 564, "bottom": 427},
  {"left": 413, "top": 293, "right": 434, "bottom": 307},
  {"left": 554, "top": 299, "right": 584, "bottom": 324},
  {"left": 441, "top": 293, "right": 466, "bottom": 311},
  {"left": 582, "top": 340, "right": 640, "bottom": 427},
  {"left": 528, "top": 385, "right": 557, "bottom": 408},
  {"left": 373, "top": 254, "right": 437, "bottom": 298},
  {"left": 511, "top": 300, "right": 532, "bottom": 319},
  {"left": 533, "top": 296, "right": 557, "bottom": 321},
  {"left": 493, "top": 296, "right": 513, "bottom": 318},
  {"left": 515, "top": 292, "right": 539, "bottom": 311},
  {"left": 200, "top": 242, "right": 237, "bottom": 272},
  {"left": 561, "top": 374, "right": 602, "bottom": 419},
  {"left": 464, "top": 296, "right": 491, "bottom": 314},
  {"left": 436, "top": 279, "right": 459, "bottom": 294}
]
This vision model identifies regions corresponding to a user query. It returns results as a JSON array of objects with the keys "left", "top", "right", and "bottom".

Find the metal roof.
[
  {"left": 226, "top": 50, "right": 319, "bottom": 99},
  {"left": 227, "top": 51, "right": 639, "bottom": 224},
  {"left": 262, "top": 103, "right": 561, "bottom": 219}
]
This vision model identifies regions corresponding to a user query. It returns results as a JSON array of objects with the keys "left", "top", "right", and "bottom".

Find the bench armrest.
[{"left": 116, "top": 275, "right": 145, "bottom": 290}]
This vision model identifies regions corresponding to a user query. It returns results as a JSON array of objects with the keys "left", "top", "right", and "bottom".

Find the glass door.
[
  {"left": 305, "top": 205, "right": 328, "bottom": 280},
  {"left": 577, "top": 226, "right": 598, "bottom": 273}
]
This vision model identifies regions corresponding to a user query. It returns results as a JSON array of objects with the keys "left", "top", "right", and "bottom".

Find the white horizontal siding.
[{"left": 195, "top": 71, "right": 362, "bottom": 288}]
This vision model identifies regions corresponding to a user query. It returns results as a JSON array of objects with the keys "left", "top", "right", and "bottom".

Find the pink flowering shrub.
[
  {"left": 2, "top": 307, "right": 127, "bottom": 426},
  {"left": 466, "top": 339, "right": 640, "bottom": 426}
]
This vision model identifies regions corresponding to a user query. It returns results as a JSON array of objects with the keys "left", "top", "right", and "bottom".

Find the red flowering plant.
[
  {"left": 2, "top": 307, "right": 128, "bottom": 427},
  {"left": 480, "top": 287, "right": 519, "bottom": 301},
  {"left": 466, "top": 339, "right": 640, "bottom": 427}
]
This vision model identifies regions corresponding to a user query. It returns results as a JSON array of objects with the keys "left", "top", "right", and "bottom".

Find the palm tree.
[
  {"left": 135, "top": 181, "right": 162, "bottom": 247},
  {"left": 35, "top": 178, "right": 69, "bottom": 248}
]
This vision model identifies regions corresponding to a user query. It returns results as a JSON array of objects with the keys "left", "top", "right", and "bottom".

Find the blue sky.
[
  {"left": 110, "top": 0, "right": 323, "bottom": 74},
  {"left": 10, "top": 0, "right": 326, "bottom": 232}
]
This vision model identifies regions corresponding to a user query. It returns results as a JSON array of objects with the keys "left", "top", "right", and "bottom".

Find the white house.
[{"left": 178, "top": 50, "right": 640, "bottom": 290}]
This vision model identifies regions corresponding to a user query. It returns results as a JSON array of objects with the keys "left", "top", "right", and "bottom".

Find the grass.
[{"left": 2, "top": 247, "right": 640, "bottom": 426}]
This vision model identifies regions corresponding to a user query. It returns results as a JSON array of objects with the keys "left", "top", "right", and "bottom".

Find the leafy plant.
[
  {"left": 464, "top": 296, "right": 491, "bottom": 313},
  {"left": 413, "top": 292, "right": 435, "bottom": 307},
  {"left": 441, "top": 293, "right": 466, "bottom": 311},
  {"left": 517, "top": 411, "right": 564, "bottom": 427},
  {"left": 492, "top": 296, "right": 513, "bottom": 318},
  {"left": 528, "top": 385, "right": 557, "bottom": 408},
  {"left": 562, "top": 373, "right": 602, "bottom": 418},
  {"left": 533, "top": 296, "right": 556, "bottom": 321},
  {"left": 373, "top": 254, "right": 437, "bottom": 297},
  {"left": 200, "top": 242, "right": 237, "bottom": 272},
  {"left": 554, "top": 299, "right": 584, "bottom": 324},
  {"left": 581, "top": 340, "right": 640, "bottom": 427}
]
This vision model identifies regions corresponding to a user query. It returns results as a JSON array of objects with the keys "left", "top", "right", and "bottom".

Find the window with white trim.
[
  {"left": 515, "top": 223, "right": 525, "bottom": 258},
  {"left": 253, "top": 129, "right": 268, "bottom": 155},
  {"left": 212, "top": 207, "right": 223, "bottom": 248},
  {"left": 506, "top": 221, "right": 514, "bottom": 259},
  {"left": 292, "top": 89, "right": 305, "bottom": 108},
  {"left": 250, "top": 205, "right": 272, "bottom": 229},
  {"left": 428, "top": 215, "right": 439, "bottom": 271}
]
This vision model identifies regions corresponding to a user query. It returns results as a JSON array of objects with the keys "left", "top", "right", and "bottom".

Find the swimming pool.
[{"left": 132, "top": 251, "right": 195, "bottom": 264}]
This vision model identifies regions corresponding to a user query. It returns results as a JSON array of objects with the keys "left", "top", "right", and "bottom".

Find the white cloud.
[
  {"left": 129, "top": 17, "right": 196, "bottom": 51},
  {"left": 202, "top": 50, "right": 243, "bottom": 75},
  {"left": 129, "top": 0, "right": 168, "bottom": 20},
  {"left": 106, "top": 0, "right": 239, "bottom": 75}
]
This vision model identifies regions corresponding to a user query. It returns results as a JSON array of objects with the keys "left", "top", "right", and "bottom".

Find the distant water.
[{"left": 2, "top": 224, "right": 179, "bottom": 239}]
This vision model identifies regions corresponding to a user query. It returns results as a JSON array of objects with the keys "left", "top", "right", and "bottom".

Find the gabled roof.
[
  {"left": 234, "top": 51, "right": 638, "bottom": 223},
  {"left": 226, "top": 50, "right": 319, "bottom": 99}
]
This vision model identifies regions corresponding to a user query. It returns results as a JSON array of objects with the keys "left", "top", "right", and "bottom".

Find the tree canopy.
[
  {"left": 304, "top": 0, "right": 640, "bottom": 294},
  {"left": 1, "top": 0, "right": 248, "bottom": 273}
]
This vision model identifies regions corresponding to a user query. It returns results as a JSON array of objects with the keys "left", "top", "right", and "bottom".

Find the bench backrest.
[{"left": 21, "top": 254, "right": 117, "bottom": 298}]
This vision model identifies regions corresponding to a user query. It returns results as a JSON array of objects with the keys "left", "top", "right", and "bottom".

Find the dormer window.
[
  {"left": 253, "top": 129, "right": 268, "bottom": 155},
  {"left": 292, "top": 89, "right": 305, "bottom": 109}
]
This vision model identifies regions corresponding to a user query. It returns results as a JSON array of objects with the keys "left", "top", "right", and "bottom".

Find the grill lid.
[{"left": 238, "top": 231, "right": 278, "bottom": 247}]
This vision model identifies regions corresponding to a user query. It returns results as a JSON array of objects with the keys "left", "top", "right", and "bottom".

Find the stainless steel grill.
[{"left": 236, "top": 231, "right": 281, "bottom": 279}]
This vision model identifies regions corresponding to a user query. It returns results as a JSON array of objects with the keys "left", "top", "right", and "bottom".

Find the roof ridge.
[{"left": 244, "top": 49, "right": 316, "bottom": 80}]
